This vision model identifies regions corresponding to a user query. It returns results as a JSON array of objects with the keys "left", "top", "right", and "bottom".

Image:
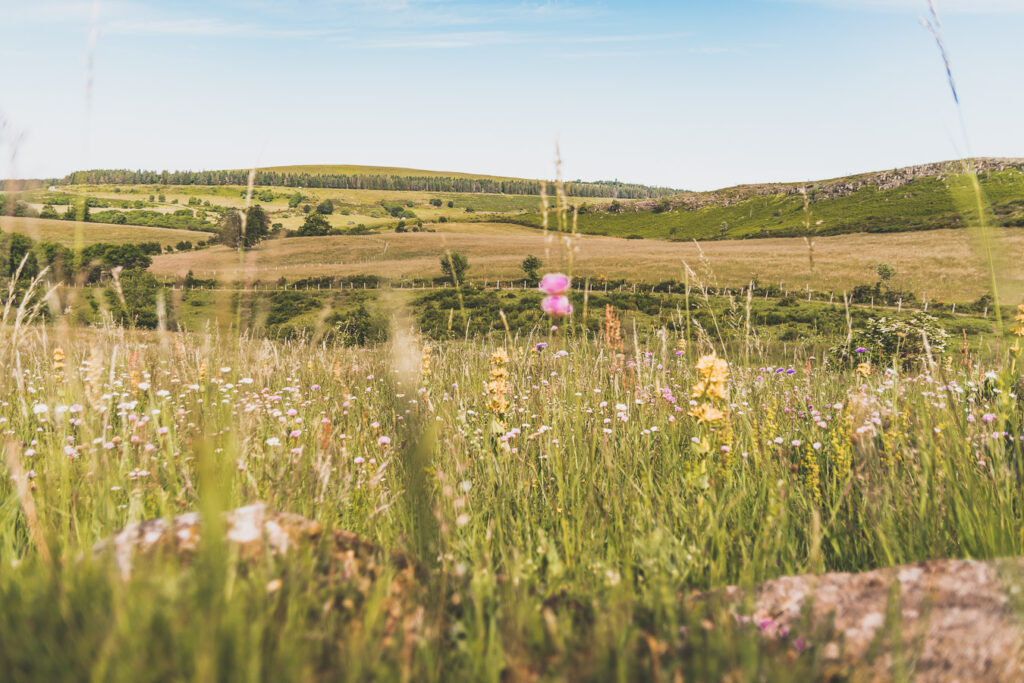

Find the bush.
[{"left": 831, "top": 312, "right": 950, "bottom": 367}]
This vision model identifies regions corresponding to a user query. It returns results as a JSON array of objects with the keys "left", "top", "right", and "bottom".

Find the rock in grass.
[
  {"left": 722, "top": 558, "right": 1024, "bottom": 680},
  {"left": 91, "top": 502, "right": 393, "bottom": 579}
]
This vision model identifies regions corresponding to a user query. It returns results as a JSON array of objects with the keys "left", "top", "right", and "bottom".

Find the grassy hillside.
[
  {"left": 254, "top": 164, "right": 522, "bottom": 182},
  {"left": 0, "top": 216, "right": 215, "bottom": 247},
  {"left": 513, "top": 167, "right": 1024, "bottom": 240}
]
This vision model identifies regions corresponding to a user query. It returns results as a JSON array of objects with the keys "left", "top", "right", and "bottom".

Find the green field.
[{"left": 510, "top": 168, "right": 1024, "bottom": 240}]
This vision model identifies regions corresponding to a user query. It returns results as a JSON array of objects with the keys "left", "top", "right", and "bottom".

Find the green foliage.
[
  {"left": 296, "top": 213, "right": 331, "bottom": 237},
  {"left": 832, "top": 312, "right": 951, "bottom": 367},
  {"left": 509, "top": 170, "right": 1024, "bottom": 241},
  {"left": 521, "top": 254, "right": 541, "bottom": 285},
  {"left": 316, "top": 199, "right": 334, "bottom": 215},
  {"left": 439, "top": 251, "right": 468, "bottom": 284},
  {"left": 88, "top": 209, "right": 212, "bottom": 231},
  {"left": 243, "top": 205, "right": 270, "bottom": 248},
  {"left": 217, "top": 211, "right": 244, "bottom": 248},
  {"left": 105, "top": 269, "right": 163, "bottom": 328},
  {"left": 60, "top": 167, "right": 677, "bottom": 198}
]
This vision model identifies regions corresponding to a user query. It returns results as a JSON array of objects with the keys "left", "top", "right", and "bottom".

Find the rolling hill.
[{"left": 509, "top": 157, "right": 1024, "bottom": 240}]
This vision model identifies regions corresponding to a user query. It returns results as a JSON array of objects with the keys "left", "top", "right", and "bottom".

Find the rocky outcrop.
[
  {"left": 624, "top": 157, "right": 1024, "bottom": 213},
  {"left": 722, "top": 557, "right": 1024, "bottom": 681}
]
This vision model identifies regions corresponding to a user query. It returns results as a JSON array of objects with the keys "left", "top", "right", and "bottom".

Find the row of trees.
[
  {"left": 58, "top": 169, "right": 677, "bottom": 199},
  {"left": 0, "top": 233, "right": 156, "bottom": 284}
]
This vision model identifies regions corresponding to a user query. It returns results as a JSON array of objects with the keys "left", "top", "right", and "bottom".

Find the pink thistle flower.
[
  {"left": 541, "top": 295, "right": 573, "bottom": 317},
  {"left": 539, "top": 273, "right": 571, "bottom": 296}
]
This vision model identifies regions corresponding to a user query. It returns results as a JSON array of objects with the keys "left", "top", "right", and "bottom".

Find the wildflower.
[
  {"left": 603, "top": 305, "right": 624, "bottom": 356},
  {"left": 535, "top": 342, "right": 548, "bottom": 351},
  {"left": 689, "top": 402, "right": 725, "bottom": 424},
  {"left": 377, "top": 436, "right": 391, "bottom": 446},
  {"left": 420, "top": 345, "right": 432, "bottom": 377},
  {"left": 541, "top": 295, "right": 572, "bottom": 317},
  {"left": 1012, "top": 302, "right": 1024, "bottom": 336},
  {"left": 856, "top": 362, "right": 872, "bottom": 377},
  {"left": 538, "top": 273, "right": 571, "bottom": 295},
  {"left": 487, "top": 349, "right": 510, "bottom": 416},
  {"left": 53, "top": 347, "right": 65, "bottom": 380}
]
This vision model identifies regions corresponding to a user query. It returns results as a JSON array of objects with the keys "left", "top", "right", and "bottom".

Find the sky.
[{"left": 1, "top": 0, "right": 1023, "bottom": 190}]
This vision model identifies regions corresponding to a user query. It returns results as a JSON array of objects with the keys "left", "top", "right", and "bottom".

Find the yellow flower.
[
  {"left": 487, "top": 348, "right": 510, "bottom": 416},
  {"left": 856, "top": 361, "right": 872, "bottom": 376},
  {"left": 695, "top": 353, "right": 729, "bottom": 383},
  {"left": 420, "top": 345, "right": 433, "bottom": 377},
  {"left": 690, "top": 378, "right": 729, "bottom": 402},
  {"left": 689, "top": 403, "right": 725, "bottom": 424}
]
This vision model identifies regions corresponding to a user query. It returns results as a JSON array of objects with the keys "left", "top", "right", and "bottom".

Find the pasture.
[
  {"left": 147, "top": 221, "right": 1024, "bottom": 304},
  {"left": 0, "top": 216, "right": 215, "bottom": 247}
]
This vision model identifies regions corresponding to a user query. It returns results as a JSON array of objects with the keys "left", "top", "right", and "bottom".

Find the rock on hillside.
[{"left": 621, "top": 157, "right": 1024, "bottom": 213}]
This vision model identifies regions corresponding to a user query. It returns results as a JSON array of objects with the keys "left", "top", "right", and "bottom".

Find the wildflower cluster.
[
  {"left": 689, "top": 353, "right": 729, "bottom": 424},
  {"left": 539, "top": 273, "right": 572, "bottom": 318}
]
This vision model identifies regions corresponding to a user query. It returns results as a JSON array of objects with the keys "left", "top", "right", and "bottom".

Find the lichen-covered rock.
[
  {"left": 723, "top": 558, "right": 1024, "bottom": 681},
  {"left": 94, "top": 503, "right": 325, "bottom": 578}
]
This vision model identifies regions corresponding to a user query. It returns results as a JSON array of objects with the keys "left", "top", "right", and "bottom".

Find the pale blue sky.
[{"left": 2, "top": 0, "right": 1023, "bottom": 190}]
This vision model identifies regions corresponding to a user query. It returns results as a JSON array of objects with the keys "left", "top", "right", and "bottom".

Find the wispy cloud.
[
  {"left": 354, "top": 30, "right": 691, "bottom": 50},
  {"left": 770, "top": 0, "right": 1024, "bottom": 13},
  {"left": 103, "top": 17, "right": 337, "bottom": 38}
]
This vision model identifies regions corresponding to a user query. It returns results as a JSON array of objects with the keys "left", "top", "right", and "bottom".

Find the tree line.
[{"left": 57, "top": 169, "right": 677, "bottom": 199}]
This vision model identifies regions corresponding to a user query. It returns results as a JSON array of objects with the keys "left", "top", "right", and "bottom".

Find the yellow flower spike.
[{"left": 688, "top": 403, "right": 725, "bottom": 424}]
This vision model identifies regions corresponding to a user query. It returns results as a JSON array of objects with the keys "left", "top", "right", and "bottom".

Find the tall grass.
[{"left": 0, "top": 312, "right": 1022, "bottom": 679}]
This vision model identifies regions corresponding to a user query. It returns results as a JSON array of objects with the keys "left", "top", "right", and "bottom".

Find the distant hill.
[
  {"left": 54, "top": 165, "right": 678, "bottom": 200},
  {"left": 507, "top": 158, "right": 1024, "bottom": 240}
]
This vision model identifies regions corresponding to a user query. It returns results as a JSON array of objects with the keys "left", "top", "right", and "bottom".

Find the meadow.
[
  {"left": 146, "top": 222, "right": 1024, "bottom": 304},
  {"left": 2, "top": 161, "right": 1024, "bottom": 681},
  {"left": 0, "top": 215, "right": 214, "bottom": 247},
  {"left": 2, "top": 298, "right": 1023, "bottom": 680}
]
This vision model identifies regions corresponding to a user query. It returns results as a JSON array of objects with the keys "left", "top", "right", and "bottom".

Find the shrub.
[{"left": 831, "top": 312, "right": 950, "bottom": 367}]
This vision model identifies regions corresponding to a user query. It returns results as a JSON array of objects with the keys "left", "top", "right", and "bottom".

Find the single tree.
[
  {"left": 218, "top": 210, "right": 244, "bottom": 248},
  {"left": 316, "top": 199, "right": 335, "bottom": 215},
  {"left": 297, "top": 213, "right": 331, "bottom": 236},
  {"left": 521, "top": 254, "right": 542, "bottom": 285},
  {"left": 244, "top": 204, "right": 271, "bottom": 247},
  {"left": 440, "top": 251, "right": 469, "bottom": 285}
]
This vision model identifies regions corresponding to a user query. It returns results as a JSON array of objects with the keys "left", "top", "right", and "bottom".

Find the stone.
[{"left": 722, "top": 557, "right": 1024, "bottom": 681}]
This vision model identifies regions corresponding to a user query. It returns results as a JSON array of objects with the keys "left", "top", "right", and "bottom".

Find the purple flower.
[
  {"left": 541, "top": 295, "right": 573, "bottom": 317},
  {"left": 855, "top": 347, "right": 867, "bottom": 353},
  {"left": 535, "top": 342, "right": 548, "bottom": 351},
  {"left": 539, "top": 273, "right": 571, "bottom": 296}
]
